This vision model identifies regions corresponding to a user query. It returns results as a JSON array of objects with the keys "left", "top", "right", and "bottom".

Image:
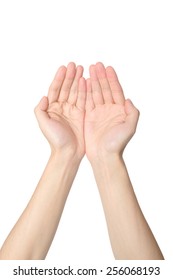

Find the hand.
[
  {"left": 85, "top": 62, "right": 139, "bottom": 160},
  {"left": 35, "top": 62, "right": 86, "bottom": 159}
]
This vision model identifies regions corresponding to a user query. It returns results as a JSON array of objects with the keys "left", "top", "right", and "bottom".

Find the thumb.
[
  {"left": 125, "top": 99, "right": 140, "bottom": 131},
  {"left": 34, "top": 96, "right": 49, "bottom": 125}
]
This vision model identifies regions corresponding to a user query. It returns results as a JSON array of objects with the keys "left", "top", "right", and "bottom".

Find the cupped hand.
[
  {"left": 85, "top": 62, "right": 139, "bottom": 160},
  {"left": 35, "top": 62, "right": 86, "bottom": 159}
]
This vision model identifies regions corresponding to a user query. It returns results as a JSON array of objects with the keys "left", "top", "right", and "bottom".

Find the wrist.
[
  {"left": 88, "top": 149, "right": 123, "bottom": 166},
  {"left": 89, "top": 153, "right": 127, "bottom": 194},
  {"left": 45, "top": 151, "right": 81, "bottom": 191},
  {"left": 50, "top": 148, "right": 82, "bottom": 166}
]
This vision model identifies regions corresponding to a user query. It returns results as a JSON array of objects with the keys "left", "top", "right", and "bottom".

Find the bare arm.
[
  {"left": 0, "top": 153, "right": 80, "bottom": 260},
  {"left": 85, "top": 62, "right": 164, "bottom": 260},
  {"left": 0, "top": 63, "right": 86, "bottom": 259}
]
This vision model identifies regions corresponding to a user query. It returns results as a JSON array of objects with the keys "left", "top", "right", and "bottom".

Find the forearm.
[
  {"left": 0, "top": 152, "right": 80, "bottom": 260},
  {"left": 91, "top": 155, "right": 164, "bottom": 260}
]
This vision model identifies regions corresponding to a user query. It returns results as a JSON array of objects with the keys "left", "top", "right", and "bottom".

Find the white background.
[{"left": 0, "top": 0, "right": 172, "bottom": 265}]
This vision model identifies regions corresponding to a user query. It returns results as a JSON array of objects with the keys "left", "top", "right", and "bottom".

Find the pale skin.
[
  {"left": 0, "top": 62, "right": 86, "bottom": 259},
  {"left": 85, "top": 63, "right": 164, "bottom": 260},
  {"left": 0, "top": 62, "right": 164, "bottom": 260}
]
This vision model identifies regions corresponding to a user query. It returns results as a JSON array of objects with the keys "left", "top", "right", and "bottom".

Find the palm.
[
  {"left": 85, "top": 103, "right": 127, "bottom": 156},
  {"left": 35, "top": 63, "right": 86, "bottom": 158},
  {"left": 85, "top": 63, "right": 139, "bottom": 159},
  {"left": 46, "top": 101, "right": 84, "bottom": 153}
]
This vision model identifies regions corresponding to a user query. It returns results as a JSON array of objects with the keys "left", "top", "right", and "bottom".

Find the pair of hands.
[{"left": 35, "top": 62, "right": 139, "bottom": 161}]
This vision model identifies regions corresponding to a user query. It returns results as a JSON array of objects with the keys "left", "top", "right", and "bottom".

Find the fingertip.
[
  {"left": 77, "top": 65, "right": 83, "bottom": 70},
  {"left": 106, "top": 66, "right": 118, "bottom": 78},
  {"left": 96, "top": 61, "right": 104, "bottom": 65},
  {"left": 39, "top": 96, "right": 49, "bottom": 111},
  {"left": 125, "top": 99, "right": 140, "bottom": 116},
  {"left": 106, "top": 65, "right": 113, "bottom": 70},
  {"left": 65, "top": 62, "right": 76, "bottom": 80},
  {"left": 86, "top": 77, "right": 91, "bottom": 83},
  {"left": 81, "top": 76, "right": 85, "bottom": 81},
  {"left": 89, "top": 64, "right": 95, "bottom": 73},
  {"left": 95, "top": 62, "right": 106, "bottom": 79},
  {"left": 96, "top": 62, "right": 105, "bottom": 68},
  {"left": 79, "top": 77, "right": 86, "bottom": 91},
  {"left": 34, "top": 96, "right": 49, "bottom": 123},
  {"left": 125, "top": 99, "right": 133, "bottom": 112},
  {"left": 67, "top": 61, "right": 76, "bottom": 69},
  {"left": 55, "top": 65, "right": 67, "bottom": 77},
  {"left": 126, "top": 98, "right": 133, "bottom": 105},
  {"left": 59, "top": 65, "right": 66, "bottom": 70},
  {"left": 54, "top": 65, "right": 66, "bottom": 80},
  {"left": 76, "top": 65, "right": 84, "bottom": 77}
]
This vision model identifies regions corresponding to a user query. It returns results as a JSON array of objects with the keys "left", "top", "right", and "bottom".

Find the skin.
[
  {"left": 0, "top": 62, "right": 86, "bottom": 259},
  {"left": 38, "top": 62, "right": 86, "bottom": 159},
  {"left": 85, "top": 62, "right": 164, "bottom": 260},
  {"left": 0, "top": 62, "right": 164, "bottom": 260}
]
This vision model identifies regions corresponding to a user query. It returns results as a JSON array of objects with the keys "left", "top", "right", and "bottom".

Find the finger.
[
  {"left": 89, "top": 64, "right": 104, "bottom": 105},
  {"left": 48, "top": 66, "right": 66, "bottom": 104},
  {"left": 125, "top": 99, "right": 140, "bottom": 132},
  {"left": 86, "top": 78, "right": 95, "bottom": 111},
  {"left": 58, "top": 62, "right": 76, "bottom": 102},
  {"left": 34, "top": 96, "right": 49, "bottom": 125},
  {"left": 95, "top": 62, "right": 114, "bottom": 104},
  {"left": 68, "top": 65, "right": 84, "bottom": 105},
  {"left": 76, "top": 77, "right": 86, "bottom": 111},
  {"left": 106, "top": 66, "right": 125, "bottom": 105}
]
